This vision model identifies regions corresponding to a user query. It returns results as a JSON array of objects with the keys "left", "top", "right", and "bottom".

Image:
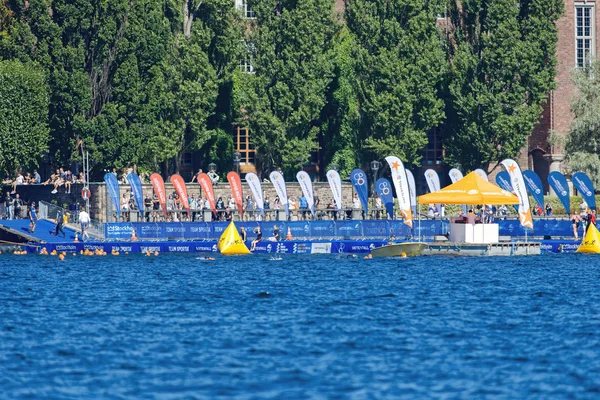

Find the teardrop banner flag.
[
  {"left": 449, "top": 168, "right": 467, "bottom": 214},
  {"left": 227, "top": 171, "right": 244, "bottom": 217},
  {"left": 496, "top": 171, "right": 518, "bottom": 213},
  {"left": 127, "top": 173, "right": 144, "bottom": 214},
  {"left": 269, "top": 171, "right": 289, "bottom": 216},
  {"left": 424, "top": 169, "right": 441, "bottom": 193},
  {"left": 376, "top": 178, "right": 395, "bottom": 218},
  {"left": 406, "top": 170, "right": 417, "bottom": 215},
  {"left": 496, "top": 171, "right": 514, "bottom": 192},
  {"left": 104, "top": 173, "right": 121, "bottom": 220},
  {"left": 296, "top": 171, "right": 315, "bottom": 215},
  {"left": 385, "top": 156, "right": 412, "bottom": 228},
  {"left": 449, "top": 168, "right": 464, "bottom": 183},
  {"left": 548, "top": 171, "right": 570, "bottom": 213},
  {"left": 245, "top": 172, "right": 264, "bottom": 214},
  {"left": 197, "top": 173, "right": 216, "bottom": 215},
  {"left": 169, "top": 174, "right": 190, "bottom": 216},
  {"left": 326, "top": 169, "right": 343, "bottom": 210},
  {"left": 424, "top": 168, "right": 441, "bottom": 214},
  {"left": 350, "top": 169, "right": 369, "bottom": 214},
  {"left": 523, "top": 170, "right": 545, "bottom": 213},
  {"left": 572, "top": 172, "right": 596, "bottom": 211},
  {"left": 150, "top": 173, "right": 168, "bottom": 216},
  {"left": 474, "top": 169, "right": 489, "bottom": 181},
  {"left": 501, "top": 159, "right": 533, "bottom": 231}
]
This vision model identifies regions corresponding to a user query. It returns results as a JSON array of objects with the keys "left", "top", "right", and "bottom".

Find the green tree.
[
  {"left": 0, "top": 59, "right": 50, "bottom": 173},
  {"left": 444, "top": 0, "right": 563, "bottom": 172},
  {"left": 561, "top": 60, "right": 600, "bottom": 186},
  {"left": 344, "top": 0, "right": 447, "bottom": 166},
  {"left": 234, "top": 0, "right": 337, "bottom": 174}
]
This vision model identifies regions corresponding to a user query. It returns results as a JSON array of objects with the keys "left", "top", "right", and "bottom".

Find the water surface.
[{"left": 1, "top": 254, "right": 599, "bottom": 398}]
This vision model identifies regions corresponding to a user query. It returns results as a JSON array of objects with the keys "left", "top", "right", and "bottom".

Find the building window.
[
  {"left": 576, "top": 4, "right": 595, "bottom": 68},
  {"left": 182, "top": 152, "right": 192, "bottom": 167},
  {"left": 235, "top": 0, "right": 256, "bottom": 19},
  {"left": 422, "top": 127, "right": 443, "bottom": 165},
  {"left": 240, "top": 41, "right": 255, "bottom": 74},
  {"left": 234, "top": 126, "right": 255, "bottom": 165}
]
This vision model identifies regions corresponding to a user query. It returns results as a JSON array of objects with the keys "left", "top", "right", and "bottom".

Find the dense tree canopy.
[
  {"left": 344, "top": 0, "right": 446, "bottom": 167},
  {"left": 443, "top": 0, "right": 563, "bottom": 173},
  {"left": 0, "top": 59, "right": 50, "bottom": 173},
  {"left": 0, "top": 0, "right": 563, "bottom": 179}
]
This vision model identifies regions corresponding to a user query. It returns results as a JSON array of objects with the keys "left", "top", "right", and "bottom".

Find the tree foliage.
[
  {"left": 562, "top": 60, "right": 600, "bottom": 186},
  {"left": 444, "top": 0, "right": 563, "bottom": 173},
  {"left": 233, "top": 0, "right": 337, "bottom": 174},
  {"left": 0, "top": 59, "right": 50, "bottom": 173},
  {"left": 1, "top": 0, "right": 239, "bottom": 176},
  {"left": 344, "top": 0, "right": 447, "bottom": 166}
]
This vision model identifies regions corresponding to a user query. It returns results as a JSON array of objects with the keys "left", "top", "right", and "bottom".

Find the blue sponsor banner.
[
  {"left": 376, "top": 178, "right": 395, "bottom": 218},
  {"left": 496, "top": 171, "right": 518, "bottom": 212},
  {"left": 184, "top": 223, "right": 212, "bottom": 240},
  {"left": 548, "top": 171, "right": 570, "bottom": 213},
  {"left": 572, "top": 172, "right": 596, "bottom": 210},
  {"left": 163, "top": 223, "right": 187, "bottom": 239},
  {"left": 127, "top": 173, "right": 144, "bottom": 212},
  {"left": 105, "top": 223, "right": 134, "bottom": 238},
  {"left": 310, "top": 221, "right": 335, "bottom": 237},
  {"left": 134, "top": 222, "right": 164, "bottom": 239},
  {"left": 523, "top": 170, "right": 545, "bottom": 210},
  {"left": 362, "top": 220, "right": 389, "bottom": 237},
  {"left": 496, "top": 171, "right": 512, "bottom": 192},
  {"left": 334, "top": 220, "right": 363, "bottom": 237},
  {"left": 350, "top": 169, "right": 369, "bottom": 214},
  {"left": 104, "top": 173, "right": 121, "bottom": 219},
  {"left": 387, "top": 220, "right": 412, "bottom": 237}
]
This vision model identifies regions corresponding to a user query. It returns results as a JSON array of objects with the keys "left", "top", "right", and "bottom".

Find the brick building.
[{"left": 518, "top": 0, "right": 596, "bottom": 194}]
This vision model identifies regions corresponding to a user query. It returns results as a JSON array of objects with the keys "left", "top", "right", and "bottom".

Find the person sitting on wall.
[
  {"left": 208, "top": 168, "right": 219, "bottom": 185},
  {"left": 250, "top": 226, "right": 262, "bottom": 251},
  {"left": 268, "top": 225, "right": 280, "bottom": 242}
]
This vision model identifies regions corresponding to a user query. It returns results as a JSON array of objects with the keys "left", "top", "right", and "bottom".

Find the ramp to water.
[{"left": 0, "top": 220, "right": 79, "bottom": 243}]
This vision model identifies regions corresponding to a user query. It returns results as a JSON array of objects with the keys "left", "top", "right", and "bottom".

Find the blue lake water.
[{"left": 1, "top": 253, "right": 599, "bottom": 399}]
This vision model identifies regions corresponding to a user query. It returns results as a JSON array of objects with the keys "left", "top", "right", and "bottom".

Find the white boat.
[{"left": 371, "top": 242, "right": 428, "bottom": 257}]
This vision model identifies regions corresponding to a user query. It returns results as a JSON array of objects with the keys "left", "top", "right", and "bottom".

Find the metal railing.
[{"left": 39, "top": 200, "right": 104, "bottom": 239}]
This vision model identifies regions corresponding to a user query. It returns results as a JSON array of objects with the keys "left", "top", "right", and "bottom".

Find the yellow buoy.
[
  {"left": 577, "top": 223, "right": 600, "bottom": 253},
  {"left": 218, "top": 221, "right": 251, "bottom": 255}
]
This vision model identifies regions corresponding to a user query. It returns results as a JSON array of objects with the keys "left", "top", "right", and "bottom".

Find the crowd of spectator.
[{"left": 2, "top": 168, "right": 86, "bottom": 195}]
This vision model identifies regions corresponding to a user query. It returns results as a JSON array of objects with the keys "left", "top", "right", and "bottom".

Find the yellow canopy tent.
[{"left": 418, "top": 171, "right": 520, "bottom": 205}]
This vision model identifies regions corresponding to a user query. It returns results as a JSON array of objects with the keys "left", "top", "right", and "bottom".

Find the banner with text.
[
  {"left": 326, "top": 170, "right": 343, "bottom": 210},
  {"left": 296, "top": 171, "right": 315, "bottom": 215},
  {"left": 197, "top": 173, "right": 216, "bottom": 215},
  {"left": 385, "top": 156, "right": 412, "bottom": 227},
  {"left": 350, "top": 169, "right": 369, "bottom": 214},
  {"left": 548, "top": 171, "right": 570, "bottom": 213},
  {"left": 127, "top": 173, "right": 144, "bottom": 213},
  {"left": 169, "top": 174, "right": 190, "bottom": 215},
  {"left": 104, "top": 173, "right": 121, "bottom": 220},
  {"left": 227, "top": 171, "right": 244, "bottom": 216},
  {"left": 150, "top": 173, "right": 167, "bottom": 216},
  {"left": 245, "top": 173, "right": 264, "bottom": 213},
  {"left": 269, "top": 171, "right": 289, "bottom": 215},
  {"left": 572, "top": 172, "right": 596, "bottom": 210},
  {"left": 501, "top": 159, "right": 533, "bottom": 231},
  {"left": 376, "top": 178, "right": 395, "bottom": 218},
  {"left": 523, "top": 170, "right": 545, "bottom": 212},
  {"left": 406, "top": 170, "right": 417, "bottom": 215}
]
